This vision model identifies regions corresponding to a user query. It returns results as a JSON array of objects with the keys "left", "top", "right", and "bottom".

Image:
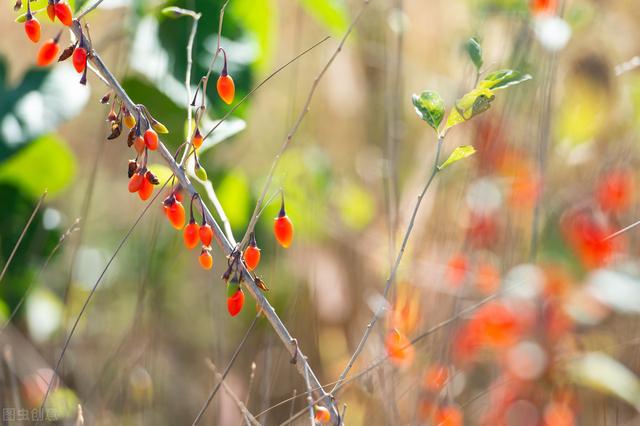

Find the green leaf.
[
  {"left": 444, "top": 87, "right": 495, "bottom": 131},
  {"left": 0, "top": 134, "right": 76, "bottom": 198},
  {"left": 567, "top": 352, "right": 640, "bottom": 409},
  {"left": 479, "top": 69, "right": 532, "bottom": 90},
  {"left": 412, "top": 91, "right": 445, "bottom": 131},
  {"left": 466, "top": 37, "right": 483, "bottom": 70},
  {"left": 439, "top": 145, "right": 476, "bottom": 170},
  {"left": 298, "top": 0, "right": 349, "bottom": 36}
]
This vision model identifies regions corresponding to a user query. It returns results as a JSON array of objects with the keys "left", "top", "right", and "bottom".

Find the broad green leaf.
[
  {"left": 444, "top": 87, "right": 495, "bottom": 131},
  {"left": 567, "top": 352, "right": 640, "bottom": 409},
  {"left": 479, "top": 69, "right": 532, "bottom": 90},
  {"left": 298, "top": 0, "right": 349, "bottom": 36},
  {"left": 439, "top": 145, "right": 476, "bottom": 170},
  {"left": 0, "top": 134, "right": 76, "bottom": 198},
  {"left": 412, "top": 91, "right": 445, "bottom": 131},
  {"left": 466, "top": 37, "right": 483, "bottom": 70}
]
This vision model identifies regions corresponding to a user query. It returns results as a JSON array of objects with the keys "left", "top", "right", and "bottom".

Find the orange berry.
[
  {"left": 385, "top": 328, "right": 415, "bottom": 367},
  {"left": 54, "top": 2, "right": 73, "bottom": 26},
  {"left": 134, "top": 136, "right": 145, "bottom": 154},
  {"left": 216, "top": 74, "right": 235, "bottom": 105},
  {"left": 227, "top": 288, "right": 244, "bottom": 317},
  {"left": 192, "top": 127, "right": 203, "bottom": 149},
  {"left": 165, "top": 200, "right": 185, "bottom": 229},
  {"left": 243, "top": 232, "right": 261, "bottom": 271},
  {"left": 144, "top": 129, "right": 158, "bottom": 151},
  {"left": 37, "top": 39, "right": 60, "bottom": 67},
  {"left": 274, "top": 200, "right": 293, "bottom": 248},
  {"left": 72, "top": 47, "right": 87, "bottom": 73},
  {"left": 24, "top": 17, "right": 41, "bottom": 43},
  {"left": 183, "top": 221, "right": 200, "bottom": 249},
  {"left": 199, "top": 223, "right": 213, "bottom": 247},
  {"left": 128, "top": 173, "right": 144, "bottom": 193},
  {"left": 435, "top": 405, "right": 463, "bottom": 426},
  {"left": 138, "top": 177, "right": 153, "bottom": 201},
  {"left": 46, "top": 3, "right": 56, "bottom": 21},
  {"left": 314, "top": 406, "right": 331, "bottom": 424},
  {"left": 199, "top": 248, "right": 213, "bottom": 270},
  {"left": 423, "top": 364, "right": 449, "bottom": 391}
]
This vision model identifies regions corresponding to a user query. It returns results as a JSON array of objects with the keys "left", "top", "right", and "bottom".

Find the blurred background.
[{"left": 2, "top": 0, "right": 640, "bottom": 424}]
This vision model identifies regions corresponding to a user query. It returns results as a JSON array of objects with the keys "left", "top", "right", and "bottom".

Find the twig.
[
  {"left": 0, "top": 191, "right": 46, "bottom": 284},
  {"left": 192, "top": 315, "right": 259, "bottom": 425},
  {"left": 330, "top": 135, "right": 444, "bottom": 394},
  {"left": 604, "top": 218, "right": 640, "bottom": 241},
  {"left": 303, "top": 364, "right": 315, "bottom": 426},
  {"left": 179, "top": 11, "right": 202, "bottom": 166},
  {"left": 70, "top": 15, "right": 341, "bottom": 424},
  {"left": 238, "top": 0, "right": 371, "bottom": 249},
  {"left": 1, "top": 219, "right": 81, "bottom": 334},
  {"left": 201, "top": 36, "right": 331, "bottom": 143},
  {"left": 206, "top": 359, "right": 262, "bottom": 426}
]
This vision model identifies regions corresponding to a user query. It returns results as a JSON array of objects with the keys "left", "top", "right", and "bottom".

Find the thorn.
[{"left": 290, "top": 338, "right": 299, "bottom": 364}]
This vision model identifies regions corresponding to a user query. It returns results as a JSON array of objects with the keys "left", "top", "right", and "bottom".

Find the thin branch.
[
  {"left": 0, "top": 190, "right": 47, "bottom": 284},
  {"left": 330, "top": 135, "right": 444, "bottom": 394},
  {"left": 70, "top": 15, "right": 341, "bottom": 424},
  {"left": 179, "top": 12, "right": 202, "bottom": 166},
  {"left": 303, "top": 364, "right": 315, "bottom": 426},
  {"left": 206, "top": 359, "right": 262, "bottom": 426},
  {"left": 604, "top": 218, "right": 640, "bottom": 241},
  {"left": 238, "top": 1, "right": 371, "bottom": 249},
  {"left": 201, "top": 36, "right": 331, "bottom": 142},
  {"left": 1, "top": 219, "right": 81, "bottom": 334},
  {"left": 192, "top": 314, "right": 259, "bottom": 425}
]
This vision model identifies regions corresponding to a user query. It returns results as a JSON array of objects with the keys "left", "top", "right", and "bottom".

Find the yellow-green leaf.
[
  {"left": 439, "top": 145, "right": 476, "bottom": 170},
  {"left": 479, "top": 69, "right": 532, "bottom": 90},
  {"left": 567, "top": 352, "right": 640, "bottom": 409},
  {"left": 444, "top": 87, "right": 495, "bottom": 131},
  {"left": 412, "top": 90, "right": 445, "bottom": 132}
]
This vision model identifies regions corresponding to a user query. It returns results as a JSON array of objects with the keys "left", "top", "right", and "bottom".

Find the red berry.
[
  {"left": 227, "top": 289, "right": 244, "bottom": 317},
  {"left": 24, "top": 17, "right": 41, "bottom": 43},
  {"left": 166, "top": 201, "right": 185, "bottom": 229},
  {"left": 54, "top": 2, "right": 73, "bottom": 26},
  {"left": 72, "top": 47, "right": 87, "bottom": 73},
  {"left": 314, "top": 406, "right": 331, "bottom": 424},
  {"left": 183, "top": 221, "right": 200, "bottom": 249},
  {"left": 46, "top": 3, "right": 56, "bottom": 22},
  {"left": 192, "top": 127, "right": 203, "bottom": 149},
  {"left": 274, "top": 203, "right": 294, "bottom": 249},
  {"left": 199, "top": 223, "right": 213, "bottom": 247},
  {"left": 243, "top": 234, "right": 261, "bottom": 271},
  {"left": 37, "top": 39, "right": 59, "bottom": 67},
  {"left": 144, "top": 129, "right": 158, "bottom": 151},
  {"left": 216, "top": 74, "right": 235, "bottom": 105},
  {"left": 138, "top": 177, "right": 153, "bottom": 201},
  {"left": 128, "top": 173, "right": 144, "bottom": 193},
  {"left": 199, "top": 248, "right": 213, "bottom": 270}
]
